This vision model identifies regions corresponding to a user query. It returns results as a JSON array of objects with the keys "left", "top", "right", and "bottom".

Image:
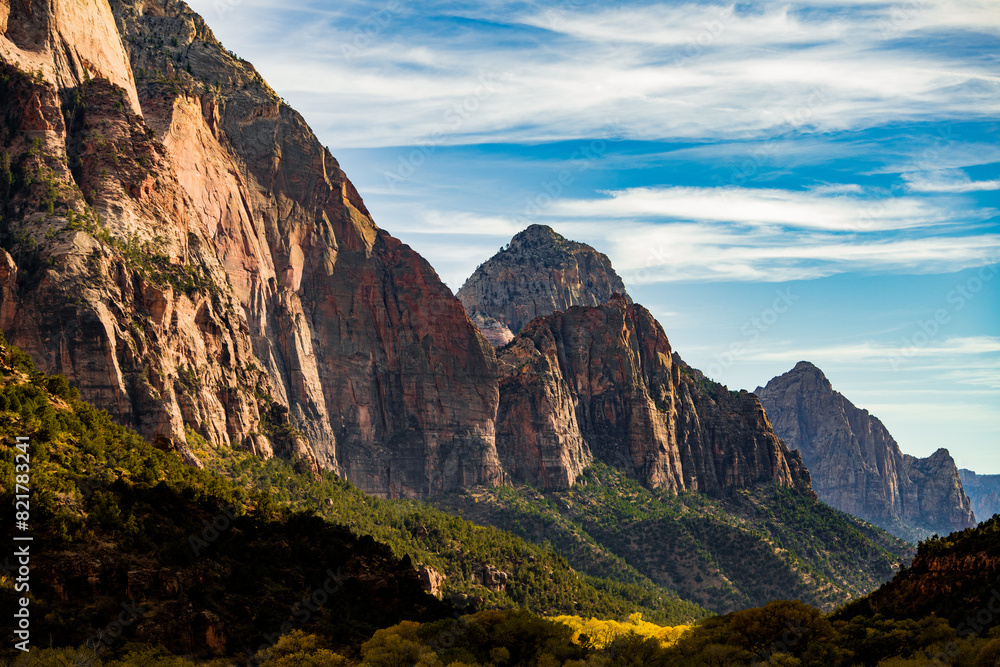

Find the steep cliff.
[
  {"left": 496, "top": 295, "right": 814, "bottom": 495},
  {"left": 961, "top": 469, "right": 1000, "bottom": 522},
  {"left": 457, "top": 224, "right": 630, "bottom": 338},
  {"left": 0, "top": 0, "right": 501, "bottom": 497},
  {"left": 755, "top": 362, "right": 976, "bottom": 541}
]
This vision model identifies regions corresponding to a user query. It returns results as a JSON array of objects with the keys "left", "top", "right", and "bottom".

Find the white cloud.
[
  {"left": 187, "top": 0, "right": 1000, "bottom": 147},
  {"left": 549, "top": 185, "right": 962, "bottom": 231},
  {"left": 904, "top": 170, "right": 1000, "bottom": 193},
  {"left": 723, "top": 336, "right": 1000, "bottom": 367}
]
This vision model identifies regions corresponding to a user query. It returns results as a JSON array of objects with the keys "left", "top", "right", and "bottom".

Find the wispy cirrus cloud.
[
  {"left": 903, "top": 169, "right": 1000, "bottom": 193},
  {"left": 731, "top": 336, "right": 1000, "bottom": 365},
  {"left": 190, "top": 0, "right": 1000, "bottom": 147},
  {"left": 548, "top": 185, "right": 978, "bottom": 231},
  {"left": 608, "top": 228, "right": 1000, "bottom": 282}
]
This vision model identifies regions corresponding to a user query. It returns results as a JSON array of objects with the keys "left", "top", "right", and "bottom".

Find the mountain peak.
[
  {"left": 792, "top": 360, "right": 822, "bottom": 373},
  {"left": 756, "top": 364, "right": 976, "bottom": 540},
  {"left": 511, "top": 224, "right": 563, "bottom": 244},
  {"left": 458, "top": 226, "right": 630, "bottom": 338}
]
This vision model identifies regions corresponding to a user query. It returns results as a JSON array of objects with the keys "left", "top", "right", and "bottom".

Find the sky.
[{"left": 188, "top": 0, "right": 999, "bottom": 474}]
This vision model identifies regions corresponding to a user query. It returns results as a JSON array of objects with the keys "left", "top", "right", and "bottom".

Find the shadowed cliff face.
[
  {"left": 0, "top": 0, "right": 501, "bottom": 497},
  {"left": 496, "top": 296, "right": 814, "bottom": 495},
  {"left": 457, "top": 224, "right": 630, "bottom": 339},
  {"left": 755, "top": 362, "right": 976, "bottom": 540}
]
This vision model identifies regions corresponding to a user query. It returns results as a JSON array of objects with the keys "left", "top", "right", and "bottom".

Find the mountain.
[
  {"left": 0, "top": 0, "right": 817, "bottom": 507},
  {"left": 961, "top": 468, "right": 1000, "bottom": 522},
  {"left": 755, "top": 362, "right": 976, "bottom": 542},
  {"left": 496, "top": 295, "right": 814, "bottom": 495},
  {"left": 375, "top": 508, "right": 998, "bottom": 667},
  {"left": 0, "top": 0, "right": 502, "bottom": 498},
  {"left": 457, "top": 224, "right": 630, "bottom": 338},
  {"left": 0, "top": 334, "right": 706, "bottom": 662},
  {"left": 667, "top": 513, "right": 1000, "bottom": 666}
]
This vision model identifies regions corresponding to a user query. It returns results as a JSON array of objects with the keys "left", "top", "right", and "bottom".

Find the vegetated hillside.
[
  {"left": 190, "top": 434, "right": 708, "bottom": 626},
  {"left": 838, "top": 514, "right": 1000, "bottom": 628},
  {"left": 431, "top": 462, "right": 912, "bottom": 614},
  {"left": 254, "top": 522, "right": 1000, "bottom": 667},
  {"left": 0, "top": 335, "right": 447, "bottom": 661},
  {"left": 3, "top": 338, "right": 995, "bottom": 666},
  {"left": 0, "top": 336, "right": 705, "bottom": 663}
]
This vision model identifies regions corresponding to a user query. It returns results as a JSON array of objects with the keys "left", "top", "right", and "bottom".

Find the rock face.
[
  {"left": 0, "top": 0, "right": 501, "bottom": 497},
  {"left": 457, "top": 224, "right": 630, "bottom": 338},
  {"left": 417, "top": 565, "right": 445, "bottom": 599},
  {"left": 496, "top": 295, "right": 814, "bottom": 495},
  {"left": 755, "top": 362, "right": 976, "bottom": 540},
  {"left": 469, "top": 312, "right": 514, "bottom": 348},
  {"left": 960, "top": 469, "right": 1000, "bottom": 522},
  {"left": 471, "top": 563, "right": 509, "bottom": 593}
]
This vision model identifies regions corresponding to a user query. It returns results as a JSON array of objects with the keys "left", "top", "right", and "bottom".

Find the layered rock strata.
[{"left": 495, "top": 295, "right": 814, "bottom": 495}]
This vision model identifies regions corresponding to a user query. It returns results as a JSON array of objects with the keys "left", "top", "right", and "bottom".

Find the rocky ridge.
[
  {"left": 496, "top": 295, "right": 814, "bottom": 495},
  {"left": 755, "top": 362, "right": 976, "bottom": 540},
  {"left": 457, "top": 224, "right": 630, "bottom": 338}
]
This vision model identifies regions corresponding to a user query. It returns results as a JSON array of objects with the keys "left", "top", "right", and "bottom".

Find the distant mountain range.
[
  {"left": 756, "top": 362, "right": 976, "bottom": 541},
  {"left": 960, "top": 468, "right": 1000, "bottom": 521}
]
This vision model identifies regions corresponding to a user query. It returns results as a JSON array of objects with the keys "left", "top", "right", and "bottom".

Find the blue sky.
[{"left": 189, "top": 0, "right": 999, "bottom": 474}]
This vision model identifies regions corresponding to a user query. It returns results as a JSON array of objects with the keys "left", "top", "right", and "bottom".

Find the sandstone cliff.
[
  {"left": 960, "top": 469, "right": 1000, "bottom": 522},
  {"left": 755, "top": 362, "right": 976, "bottom": 540},
  {"left": 496, "top": 295, "right": 814, "bottom": 495},
  {"left": 457, "top": 224, "right": 629, "bottom": 338},
  {"left": 0, "top": 0, "right": 501, "bottom": 497}
]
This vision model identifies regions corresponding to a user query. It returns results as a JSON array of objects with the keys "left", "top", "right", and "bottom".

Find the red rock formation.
[
  {"left": 458, "top": 224, "right": 630, "bottom": 338},
  {"left": 755, "top": 362, "right": 976, "bottom": 540},
  {"left": 496, "top": 295, "right": 813, "bottom": 495},
  {"left": 0, "top": 0, "right": 501, "bottom": 497}
]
